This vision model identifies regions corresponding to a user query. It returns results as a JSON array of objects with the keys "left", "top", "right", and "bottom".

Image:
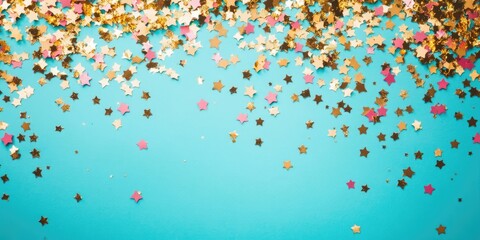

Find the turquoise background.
[{"left": 0, "top": 5, "right": 479, "bottom": 240}]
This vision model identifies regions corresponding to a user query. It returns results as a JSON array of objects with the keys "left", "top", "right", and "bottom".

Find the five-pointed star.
[
  {"left": 1, "top": 133, "right": 13, "bottom": 146},
  {"left": 39, "top": 216, "right": 48, "bottom": 226},
  {"left": 33, "top": 167, "right": 43, "bottom": 178},
  {"left": 283, "top": 160, "right": 293, "bottom": 170},
  {"left": 328, "top": 128, "right": 337, "bottom": 138},
  {"left": 436, "top": 224, "right": 446, "bottom": 235},
  {"left": 212, "top": 80, "right": 224, "bottom": 92},
  {"left": 117, "top": 103, "right": 130, "bottom": 115},
  {"left": 112, "top": 119, "right": 122, "bottom": 130},
  {"left": 209, "top": 36, "right": 221, "bottom": 48},
  {"left": 268, "top": 107, "right": 280, "bottom": 116},
  {"left": 346, "top": 180, "right": 355, "bottom": 189},
  {"left": 244, "top": 86, "right": 256, "bottom": 98},
  {"left": 391, "top": 66, "right": 401, "bottom": 75},
  {"left": 256, "top": 118, "right": 264, "bottom": 126},
  {"left": 137, "top": 140, "right": 148, "bottom": 150},
  {"left": 246, "top": 102, "right": 255, "bottom": 112},
  {"left": 397, "top": 179, "right": 407, "bottom": 189},
  {"left": 415, "top": 45, "right": 428, "bottom": 58},
  {"left": 264, "top": 92, "right": 278, "bottom": 104},
  {"left": 143, "top": 109, "right": 152, "bottom": 118},
  {"left": 99, "top": 78, "right": 109, "bottom": 88},
  {"left": 351, "top": 224, "right": 361, "bottom": 234},
  {"left": 403, "top": 167, "right": 415, "bottom": 178},
  {"left": 298, "top": 145, "right": 307, "bottom": 154},
  {"left": 197, "top": 99, "right": 208, "bottom": 110},
  {"left": 424, "top": 184, "right": 435, "bottom": 195},
  {"left": 360, "top": 147, "right": 369, "bottom": 157},
  {"left": 434, "top": 148, "right": 442, "bottom": 157},
  {"left": 237, "top": 113, "right": 248, "bottom": 124},
  {"left": 412, "top": 120, "right": 422, "bottom": 131}
]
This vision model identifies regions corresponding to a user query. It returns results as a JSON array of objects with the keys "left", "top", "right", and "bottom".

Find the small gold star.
[{"left": 351, "top": 224, "right": 361, "bottom": 234}]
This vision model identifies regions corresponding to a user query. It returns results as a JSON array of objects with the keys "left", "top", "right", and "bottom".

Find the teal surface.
[{"left": 0, "top": 5, "right": 479, "bottom": 240}]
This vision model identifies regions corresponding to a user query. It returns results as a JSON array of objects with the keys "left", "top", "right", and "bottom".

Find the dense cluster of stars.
[{"left": 0, "top": 0, "right": 478, "bottom": 237}]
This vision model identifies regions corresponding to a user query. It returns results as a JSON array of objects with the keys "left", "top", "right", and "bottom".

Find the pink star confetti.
[
  {"left": 430, "top": 104, "right": 447, "bottom": 116},
  {"left": 374, "top": 6, "right": 384, "bottom": 16},
  {"left": 473, "top": 133, "right": 480, "bottom": 144},
  {"left": 212, "top": 53, "right": 222, "bottom": 63},
  {"left": 263, "top": 60, "right": 271, "bottom": 70},
  {"left": 384, "top": 73, "right": 396, "bottom": 85},
  {"left": 264, "top": 92, "right": 278, "bottom": 104},
  {"left": 290, "top": 20, "right": 300, "bottom": 29},
  {"left": 197, "top": 99, "right": 208, "bottom": 111},
  {"left": 131, "top": 191, "right": 143, "bottom": 203},
  {"left": 304, "top": 74, "right": 314, "bottom": 84},
  {"left": 457, "top": 57, "right": 474, "bottom": 70},
  {"left": 367, "top": 47, "right": 375, "bottom": 54},
  {"left": 266, "top": 16, "right": 277, "bottom": 26},
  {"left": 295, "top": 42, "right": 303, "bottom": 52},
  {"left": 145, "top": 50, "right": 156, "bottom": 61},
  {"left": 189, "top": 0, "right": 201, "bottom": 8},
  {"left": 414, "top": 31, "right": 427, "bottom": 43},
  {"left": 335, "top": 20, "right": 344, "bottom": 29},
  {"left": 73, "top": 3, "right": 83, "bottom": 14},
  {"left": 380, "top": 67, "right": 390, "bottom": 76},
  {"left": 365, "top": 109, "right": 378, "bottom": 122},
  {"left": 117, "top": 103, "right": 130, "bottom": 115},
  {"left": 11, "top": 60, "right": 22, "bottom": 68},
  {"left": 393, "top": 38, "right": 404, "bottom": 49},
  {"left": 424, "top": 184, "right": 435, "bottom": 195},
  {"left": 237, "top": 113, "right": 248, "bottom": 124},
  {"left": 346, "top": 180, "right": 355, "bottom": 189},
  {"left": 137, "top": 140, "right": 148, "bottom": 150},
  {"left": 245, "top": 22, "right": 255, "bottom": 34},
  {"left": 79, "top": 72, "right": 92, "bottom": 86},
  {"left": 59, "top": 0, "right": 71, "bottom": 8},
  {"left": 1, "top": 133, "right": 13, "bottom": 146},
  {"left": 93, "top": 53, "right": 104, "bottom": 63},
  {"left": 437, "top": 79, "right": 449, "bottom": 90},
  {"left": 377, "top": 106, "right": 387, "bottom": 116}
]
